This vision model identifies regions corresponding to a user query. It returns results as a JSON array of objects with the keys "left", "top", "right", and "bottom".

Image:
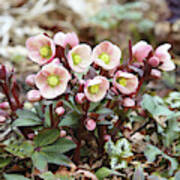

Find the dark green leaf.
[
  {"left": 41, "top": 138, "right": 76, "bottom": 154},
  {"left": 34, "top": 129, "right": 60, "bottom": 147},
  {"left": 12, "top": 118, "right": 42, "bottom": 127},
  {"left": 96, "top": 108, "right": 113, "bottom": 115}
]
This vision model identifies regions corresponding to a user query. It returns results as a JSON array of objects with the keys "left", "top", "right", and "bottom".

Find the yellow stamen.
[
  {"left": 88, "top": 84, "right": 100, "bottom": 94},
  {"left": 72, "top": 53, "right": 82, "bottom": 65},
  {"left": 40, "top": 45, "right": 52, "bottom": 59},
  {"left": 47, "top": 75, "right": 60, "bottom": 88},
  {"left": 99, "top": 52, "right": 110, "bottom": 64}
]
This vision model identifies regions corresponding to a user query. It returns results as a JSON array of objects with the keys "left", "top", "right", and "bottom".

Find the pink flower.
[
  {"left": 123, "top": 97, "right": 135, "bottom": 107},
  {"left": 60, "top": 130, "right": 67, "bottom": 138},
  {"left": 84, "top": 76, "right": 109, "bottom": 102},
  {"left": 113, "top": 71, "right": 138, "bottom": 95},
  {"left": 27, "top": 90, "right": 42, "bottom": 102},
  {"left": 26, "top": 34, "right": 56, "bottom": 65},
  {"left": 132, "top": 41, "right": 152, "bottom": 62},
  {"left": 67, "top": 44, "right": 92, "bottom": 73},
  {"left": 54, "top": 32, "right": 79, "bottom": 48},
  {"left": 92, "top": 41, "right": 121, "bottom": 70},
  {"left": 75, "top": 93, "right": 86, "bottom": 104},
  {"left": 55, "top": 106, "right": 65, "bottom": 116},
  {"left": 25, "top": 74, "right": 36, "bottom": 87},
  {"left": 154, "top": 44, "right": 175, "bottom": 71},
  {"left": 35, "top": 61, "right": 71, "bottom": 99},
  {"left": 150, "top": 69, "right": 161, "bottom": 79},
  {"left": 85, "top": 118, "right": 96, "bottom": 131}
]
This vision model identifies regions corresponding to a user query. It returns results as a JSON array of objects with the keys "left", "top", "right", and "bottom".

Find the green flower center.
[
  {"left": 117, "top": 77, "right": 127, "bottom": 87},
  {"left": 40, "top": 45, "right": 52, "bottom": 59},
  {"left": 47, "top": 75, "right": 60, "bottom": 88},
  {"left": 99, "top": 52, "right": 110, "bottom": 64},
  {"left": 72, "top": 53, "right": 82, "bottom": 65},
  {"left": 88, "top": 84, "right": 100, "bottom": 94}
]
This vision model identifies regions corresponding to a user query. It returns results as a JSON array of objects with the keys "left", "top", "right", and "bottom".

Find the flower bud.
[
  {"left": 85, "top": 118, "right": 96, "bottom": 131},
  {"left": 65, "top": 136, "right": 73, "bottom": 141},
  {"left": 27, "top": 133, "right": 35, "bottom": 140},
  {"left": 55, "top": 106, "right": 65, "bottom": 116},
  {"left": 23, "top": 102, "right": 33, "bottom": 110},
  {"left": 27, "top": 90, "right": 42, "bottom": 102},
  {"left": 148, "top": 56, "right": 160, "bottom": 67},
  {"left": 123, "top": 98, "right": 135, "bottom": 107},
  {"left": 75, "top": 93, "right": 86, "bottom": 104},
  {"left": 0, "top": 115, "right": 6, "bottom": 123},
  {"left": 60, "top": 130, "right": 67, "bottom": 138},
  {"left": 104, "top": 134, "right": 111, "bottom": 142},
  {"left": 25, "top": 74, "right": 36, "bottom": 87},
  {"left": 150, "top": 69, "right": 161, "bottom": 79},
  {"left": 0, "top": 102, "right": 9, "bottom": 110}
]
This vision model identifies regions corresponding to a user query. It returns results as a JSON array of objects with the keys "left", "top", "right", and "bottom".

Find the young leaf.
[
  {"left": 41, "top": 138, "right": 76, "bottom": 154},
  {"left": 4, "top": 174, "right": 30, "bottom": 180},
  {"left": 12, "top": 118, "right": 42, "bottom": 127},
  {"left": 34, "top": 129, "right": 60, "bottom": 147}
]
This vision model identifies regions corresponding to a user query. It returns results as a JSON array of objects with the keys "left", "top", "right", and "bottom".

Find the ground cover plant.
[{"left": 0, "top": 31, "right": 180, "bottom": 179}]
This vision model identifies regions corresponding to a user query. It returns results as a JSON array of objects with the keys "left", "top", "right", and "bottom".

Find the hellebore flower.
[
  {"left": 35, "top": 61, "right": 71, "bottom": 99},
  {"left": 26, "top": 34, "right": 56, "bottom": 65},
  {"left": 132, "top": 41, "right": 152, "bottom": 62},
  {"left": 54, "top": 32, "right": 79, "bottom": 48},
  {"left": 113, "top": 71, "right": 138, "bottom": 95},
  {"left": 67, "top": 44, "right": 92, "bottom": 73},
  {"left": 27, "top": 90, "right": 42, "bottom": 102},
  {"left": 84, "top": 76, "right": 109, "bottom": 102},
  {"left": 154, "top": 44, "right": 175, "bottom": 71},
  {"left": 92, "top": 41, "right": 121, "bottom": 70},
  {"left": 85, "top": 118, "right": 96, "bottom": 131}
]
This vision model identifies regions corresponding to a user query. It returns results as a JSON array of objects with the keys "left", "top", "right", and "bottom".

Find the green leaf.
[
  {"left": 43, "top": 152, "right": 71, "bottom": 166},
  {"left": 96, "top": 108, "right": 113, "bottom": 115},
  {"left": 44, "top": 106, "right": 51, "bottom": 127},
  {"left": 0, "top": 157, "right": 11, "bottom": 168},
  {"left": 13, "top": 109, "right": 42, "bottom": 127},
  {"left": 34, "top": 129, "right": 60, "bottom": 147},
  {"left": 144, "top": 145, "right": 178, "bottom": 175},
  {"left": 12, "top": 118, "right": 42, "bottom": 127},
  {"left": 95, "top": 167, "right": 122, "bottom": 180},
  {"left": 32, "top": 152, "right": 47, "bottom": 171},
  {"left": 4, "top": 174, "right": 30, "bottom": 180},
  {"left": 16, "top": 109, "right": 40, "bottom": 121},
  {"left": 5, "top": 141, "right": 34, "bottom": 158},
  {"left": 175, "top": 171, "right": 180, "bottom": 180},
  {"left": 89, "top": 102, "right": 100, "bottom": 112},
  {"left": 41, "top": 138, "right": 76, "bottom": 154},
  {"left": 59, "top": 111, "right": 80, "bottom": 127}
]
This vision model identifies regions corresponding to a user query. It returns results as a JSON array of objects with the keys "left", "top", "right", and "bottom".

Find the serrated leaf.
[
  {"left": 12, "top": 118, "right": 42, "bottom": 127},
  {"left": 34, "top": 129, "right": 60, "bottom": 147},
  {"left": 32, "top": 152, "right": 47, "bottom": 171},
  {"left": 59, "top": 111, "right": 80, "bottom": 127},
  {"left": 4, "top": 174, "right": 30, "bottom": 180},
  {"left": 96, "top": 108, "right": 113, "bottom": 114},
  {"left": 16, "top": 109, "right": 40, "bottom": 121},
  {"left": 41, "top": 138, "right": 76, "bottom": 154}
]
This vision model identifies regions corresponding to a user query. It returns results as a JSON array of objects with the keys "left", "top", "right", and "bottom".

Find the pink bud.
[
  {"left": 27, "top": 133, "right": 35, "bottom": 139},
  {"left": 0, "top": 115, "right": 6, "bottom": 123},
  {"left": 85, "top": 118, "right": 96, "bottom": 131},
  {"left": 150, "top": 69, "right": 161, "bottom": 79},
  {"left": 25, "top": 74, "right": 36, "bottom": 87},
  {"left": 65, "top": 136, "right": 73, "bottom": 141},
  {"left": 148, "top": 56, "right": 160, "bottom": 67},
  {"left": 55, "top": 106, "right": 65, "bottom": 116},
  {"left": 60, "top": 130, "right": 67, "bottom": 137},
  {"left": 104, "top": 134, "right": 111, "bottom": 142},
  {"left": 123, "top": 97, "right": 135, "bottom": 107},
  {"left": 75, "top": 93, "right": 86, "bottom": 104},
  {"left": 27, "top": 90, "right": 42, "bottom": 102},
  {"left": 0, "top": 102, "right": 9, "bottom": 110}
]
